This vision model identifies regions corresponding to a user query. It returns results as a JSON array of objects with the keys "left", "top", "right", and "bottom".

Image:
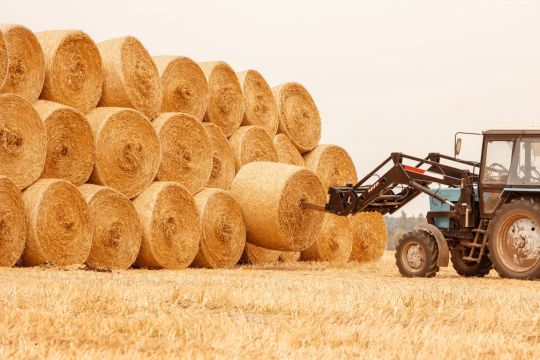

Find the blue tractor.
[{"left": 302, "top": 128, "right": 540, "bottom": 280}]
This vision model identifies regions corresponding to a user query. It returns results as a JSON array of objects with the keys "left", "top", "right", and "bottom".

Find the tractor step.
[{"left": 462, "top": 219, "right": 490, "bottom": 263}]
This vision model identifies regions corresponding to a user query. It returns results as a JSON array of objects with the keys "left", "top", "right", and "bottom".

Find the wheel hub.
[
  {"left": 506, "top": 217, "right": 540, "bottom": 267},
  {"left": 406, "top": 243, "right": 425, "bottom": 269}
]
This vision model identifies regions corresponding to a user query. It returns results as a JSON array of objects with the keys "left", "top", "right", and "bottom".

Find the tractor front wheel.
[{"left": 395, "top": 229, "right": 439, "bottom": 277}]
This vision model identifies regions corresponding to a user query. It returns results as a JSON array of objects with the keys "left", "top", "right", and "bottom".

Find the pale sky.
[{"left": 2, "top": 0, "right": 540, "bottom": 215}]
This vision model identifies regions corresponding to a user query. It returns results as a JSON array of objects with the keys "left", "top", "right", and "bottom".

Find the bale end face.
[
  {"left": 229, "top": 125, "right": 278, "bottom": 171},
  {"left": 349, "top": 212, "right": 387, "bottom": 263},
  {"left": 241, "top": 243, "right": 281, "bottom": 265},
  {"left": 203, "top": 123, "right": 236, "bottom": 189},
  {"left": 0, "top": 176, "right": 28, "bottom": 267},
  {"left": 301, "top": 214, "right": 352, "bottom": 264},
  {"left": 274, "top": 134, "right": 304, "bottom": 166},
  {"left": 303, "top": 144, "right": 357, "bottom": 191}
]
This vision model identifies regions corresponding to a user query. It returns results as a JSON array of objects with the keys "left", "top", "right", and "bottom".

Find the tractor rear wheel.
[
  {"left": 488, "top": 198, "right": 540, "bottom": 280},
  {"left": 395, "top": 229, "right": 439, "bottom": 277},
  {"left": 450, "top": 244, "right": 491, "bottom": 277}
]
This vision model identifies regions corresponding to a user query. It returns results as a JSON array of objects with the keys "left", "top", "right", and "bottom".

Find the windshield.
[{"left": 482, "top": 139, "right": 513, "bottom": 184}]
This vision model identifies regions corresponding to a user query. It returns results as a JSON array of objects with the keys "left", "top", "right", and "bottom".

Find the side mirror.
[{"left": 455, "top": 137, "right": 462, "bottom": 157}]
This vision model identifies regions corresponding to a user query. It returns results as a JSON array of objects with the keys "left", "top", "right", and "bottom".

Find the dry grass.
[{"left": 0, "top": 252, "right": 539, "bottom": 359}]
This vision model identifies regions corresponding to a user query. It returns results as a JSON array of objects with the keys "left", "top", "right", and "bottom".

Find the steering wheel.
[{"left": 487, "top": 162, "right": 508, "bottom": 174}]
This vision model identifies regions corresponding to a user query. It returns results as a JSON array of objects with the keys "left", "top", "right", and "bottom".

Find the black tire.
[
  {"left": 395, "top": 229, "right": 439, "bottom": 277},
  {"left": 450, "top": 244, "right": 491, "bottom": 277},
  {"left": 488, "top": 198, "right": 540, "bottom": 280}
]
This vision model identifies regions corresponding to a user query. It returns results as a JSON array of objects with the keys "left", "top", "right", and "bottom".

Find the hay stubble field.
[{"left": 1, "top": 252, "right": 538, "bottom": 359}]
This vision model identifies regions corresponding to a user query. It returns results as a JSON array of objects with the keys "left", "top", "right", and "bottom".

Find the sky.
[{"left": 2, "top": 0, "right": 540, "bottom": 215}]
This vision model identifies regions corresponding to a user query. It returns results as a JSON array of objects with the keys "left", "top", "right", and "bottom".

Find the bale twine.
[
  {"left": 22, "top": 179, "right": 92, "bottom": 267},
  {"left": 153, "top": 56, "right": 208, "bottom": 121},
  {"left": 79, "top": 184, "right": 142, "bottom": 270},
  {"left": 192, "top": 188, "right": 246, "bottom": 269},
  {"left": 153, "top": 112, "right": 212, "bottom": 194},
  {"left": 199, "top": 61, "right": 243, "bottom": 136},
  {"left": 34, "top": 100, "right": 95, "bottom": 186},
  {"left": 97, "top": 36, "right": 161, "bottom": 119},
  {"left": 231, "top": 162, "right": 325, "bottom": 251},
  {"left": 87, "top": 107, "right": 161, "bottom": 199},
  {"left": 301, "top": 214, "right": 352, "bottom": 264},
  {"left": 36, "top": 30, "right": 103, "bottom": 114},
  {"left": 304, "top": 144, "right": 357, "bottom": 191},
  {"left": 237, "top": 70, "right": 278, "bottom": 135},
  {"left": 0, "top": 176, "right": 28, "bottom": 267},
  {"left": 228, "top": 125, "right": 278, "bottom": 171},
  {"left": 279, "top": 251, "right": 300, "bottom": 263},
  {"left": 0, "top": 24, "right": 45, "bottom": 102},
  {"left": 272, "top": 82, "right": 321, "bottom": 153},
  {"left": 133, "top": 181, "right": 201, "bottom": 269},
  {"left": 203, "top": 123, "right": 236, "bottom": 189},
  {"left": 273, "top": 134, "right": 304, "bottom": 166},
  {"left": 0, "top": 94, "right": 47, "bottom": 189},
  {"left": 349, "top": 212, "right": 387, "bottom": 263},
  {"left": 241, "top": 243, "right": 280, "bottom": 265},
  {"left": 0, "top": 30, "right": 7, "bottom": 89}
]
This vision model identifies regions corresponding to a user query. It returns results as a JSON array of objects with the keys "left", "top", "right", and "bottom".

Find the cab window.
[
  {"left": 508, "top": 137, "right": 540, "bottom": 185},
  {"left": 482, "top": 140, "right": 514, "bottom": 184}
]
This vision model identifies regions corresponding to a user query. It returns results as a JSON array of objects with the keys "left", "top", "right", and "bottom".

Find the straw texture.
[
  {"left": 153, "top": 112, "right": 212, "bottom": 194},
  {"left": 199, "top": 61, "right": 243, "bottom": 136},
  {"left": 0, "top": 93, "right": 47, "bottom": 189},
  {"left": 0, "top": 176, "right": 28, "bottom": 267},
  {"left": 241, "top": 243, "right": 281, "bottom": 265},
  {"left": 228, "top": 125, "right": 278, "bottom": 171},
  {"left": 203, "top": 123, "right": 237, "bottom": 189},
  {"left": 0, "top": 24, "right": 45, "bottom": 102},
  {"left": 349, "top": 212, "right": 387, "bottom": 263},
  {"left": 97, "top": 36, "right": 161, "bottom": 119},
  {"left": 231, "top": 162, "right": 326, "bottom": 251},
  {"left": 192, "top": 188, "right": 246, "bottom": 269},
  {"left": 87, "top": 107, "right": 161, "bottom": 199},
  {"left": 22, "top": 179, "right": 92, "bottom": 267},
  {"left": 153, "top": 56, "right": 208, "bottom": 121},
  {"left": 301, "top": 214, "right": 352, "bottom": 264},
  {"left": 274, "top": 134, "right": 304, "bottom": 166},
  {"left": 0, "top": 30, "right": 7, "bottom": 89},
  {"left": 133, "top": 181, "right": 201, "bottom": 269},
  {"left": 36, "top": 30, "right": 103, "bottom": 113},
  {"left": 34, "top": 100, "right": 95, "bottom": 186},
  {"left": 272, "top": 82, "right": 321, "bottom": 153},
  {"left": 79, "top": 184, "right": 142, "bottom": 270},
  {"left": 237, "top": 70, "right": 278, "bottom": 135},
  {"left": 304, "top": 144, "right": 357, "bottom": 191},
  {"left": 279, "top": 251, "right": 300, "bottom": 263}
]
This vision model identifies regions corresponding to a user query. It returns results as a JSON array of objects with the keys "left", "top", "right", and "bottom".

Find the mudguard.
[{"left": 414, "top": 224, "right": 450, "bottom": 267}]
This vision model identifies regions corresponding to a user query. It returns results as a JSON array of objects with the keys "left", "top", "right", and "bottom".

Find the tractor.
[{"left": 302, "top": 128, "right": 540, "bottom": 279}]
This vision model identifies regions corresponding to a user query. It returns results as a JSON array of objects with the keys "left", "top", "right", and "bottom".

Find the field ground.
[{"left": 0, "top": 252, "right": 539, "bottom": 359}]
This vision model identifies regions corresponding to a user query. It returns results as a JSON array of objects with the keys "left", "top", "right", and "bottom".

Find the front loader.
[{"left": 303, "top": 128, "right": 540, "bottom": 280}]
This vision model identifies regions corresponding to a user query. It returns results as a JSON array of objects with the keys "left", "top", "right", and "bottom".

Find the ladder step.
[
  {"left": 462, "top": 242, "right": 483, "bottom": 248},
  {"left": 462, "top": 256, "right": 481, "bottom": 262}
]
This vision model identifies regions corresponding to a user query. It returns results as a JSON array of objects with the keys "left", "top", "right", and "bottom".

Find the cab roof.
[{"left": 483, "top": 126, "right": 540, "bottom": 135}]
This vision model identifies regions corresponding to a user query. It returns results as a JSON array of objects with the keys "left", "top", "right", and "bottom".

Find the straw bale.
[
  {"left": 303, "top": 144, "right": 357, "bottom": 190},
  {"left": 241, "top": 243, "right": 280, "bottom": 265},
  {"left": 228, "top": 125, "right": 277, "bottom": 171},
  {"left": 0, "top": 176, "right": 27, "bottom": 267},
  {"left": 230, "top": 162, "right": 325, "bottom": 251},
  {"left": 301, "top": 214, "right": 352, "bottom": 264},
  {"left": 203, "top": 123, "right": 236, "bottom": 189},
  {"left": 279, "top": 251, "right": 300, "bottom": 263},
  {"left": 273, "top": 133, "right": 304, "bottom": 166},
  {"left": 133, "top": 181, "right": 200, "bottom": 269},
  {"left": 237, "top": 70, "right": 278, "bottom": 135},
  {"left": 349, "top": 212, "right": 387, "bottom": 263}
]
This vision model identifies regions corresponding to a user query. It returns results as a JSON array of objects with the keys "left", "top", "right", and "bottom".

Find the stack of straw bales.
[{"left": 0, "top": 23, "right": 386, "bottom": 270}]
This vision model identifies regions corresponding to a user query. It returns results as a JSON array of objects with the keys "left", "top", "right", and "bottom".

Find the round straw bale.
[
  {"left": 279, "top": 251, "right": 300, "bottom": 263},
  {"left": 0, "top": 93, "right": 47, "bottom": 189},
  {"left": 0, "top": 30, "right": 7, "bottom": 89},
  {"left": 231, "top": 162, "right": 325, "bottom": 251},
  {"left": 192, "top": 188, "right": 245, "bottom": 269},
  {"left": 0, "top": 24, "right": 45, "bottom": 102},
  {"left": 36, "top": 30, "right": 103, "bottom": 114},
  {"left": 237, "top": 70, "right": 278, "bottom": 135},
  {"left": 272, "top": 82, "right": 321, "bottom": 153},
  {"left": 199, "top": 61, "right": 243, "bottom": 136},
  {"left": 97, "top": 36, "right": 161, "bottom": 119},
  {"left": 87, "top": 107, "right": 161, "bottom": 199},
  {"left": 34, "top": 100, "right": 95, "bottom": 186},
  {"left": 304, "top": 144, "right": 357, "bottom": 191},
  {"left": 203, "top": 123, "right": 236, "bottom": 189},
  {"left": 274, "top": 134, "right": 304, "bottom": 166},
  {"left": 228, "top": 125, "right": 278, "bottom": 171},
  {"left": 22, "top": 179, "right": 92, "bottom": 267},
  {"left": 153, "top": 113, "right": 212, "bottom": 194},
  {"left": 0, "top": 176, "right": 27, "bottom": 267},
  {"left": 241, "top": 243, "right": 280, "bottom": 265},
  {"left": 301, "top": 214, "right": 352, "bottom": 264},
  {"left": 133, "top": 181, "right": 200, "bottom": 269},
  {"left": 349, "top": 212, "right": 387, "bottom": 263},
  {"left": 153, "top": 56, "right": 208, "bottom": 121},
  {"left": 79, "top": 184, "right": 142, "bottom": 270}
]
